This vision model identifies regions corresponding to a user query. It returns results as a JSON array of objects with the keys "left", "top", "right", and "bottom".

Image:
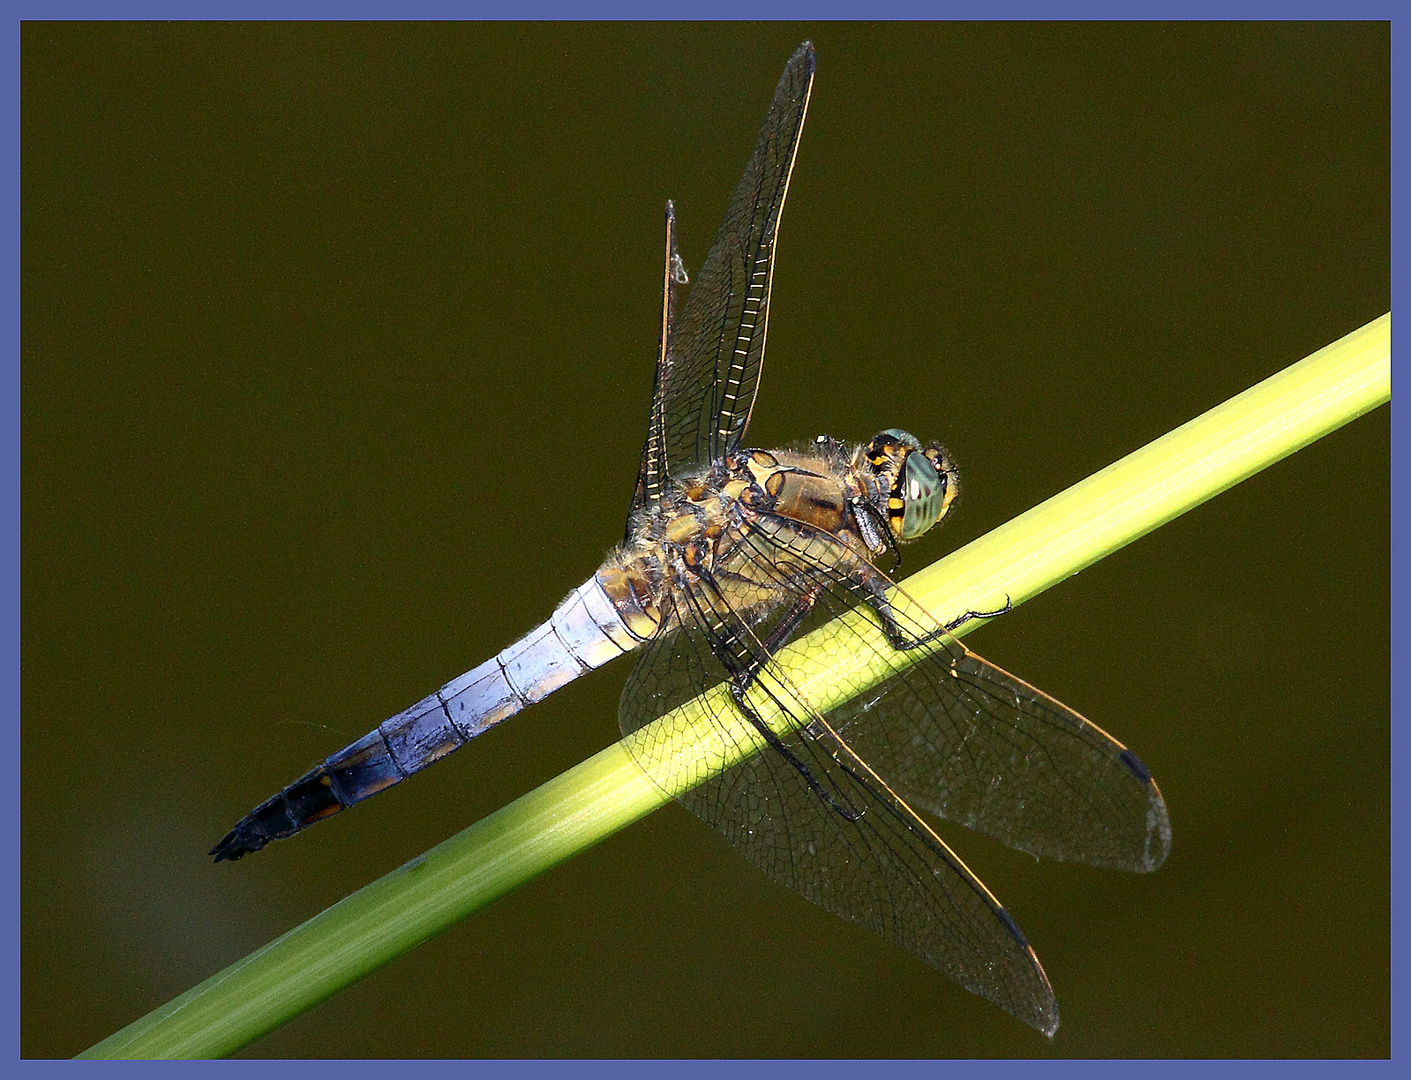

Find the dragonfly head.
[{"left": 855, "top": 429, "right": 960, "bottom": 543}]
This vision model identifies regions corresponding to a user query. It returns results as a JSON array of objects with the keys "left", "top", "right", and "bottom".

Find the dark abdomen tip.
[
  {"left": 209, "top": 818, "right": 272, "bottom": 862},
  {"left": 210, "top": 765, "right": 346, "bottom": 862}
]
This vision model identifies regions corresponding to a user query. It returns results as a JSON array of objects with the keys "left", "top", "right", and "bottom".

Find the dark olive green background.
[{"left": 23, "top": 22, "right": 1388, "bottom": 1058}]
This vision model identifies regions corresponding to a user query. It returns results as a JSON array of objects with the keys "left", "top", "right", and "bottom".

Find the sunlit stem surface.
[{"left": 79, "top": 313, "right": 1389, "bottom": 1059}]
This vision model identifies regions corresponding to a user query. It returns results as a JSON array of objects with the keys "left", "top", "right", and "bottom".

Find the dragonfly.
[{"left": 211, "top": 41, "right": 1170, "bottom": 1037}]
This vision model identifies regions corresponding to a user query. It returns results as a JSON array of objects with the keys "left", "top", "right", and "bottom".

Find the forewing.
[
  {"left": 832, "top": 619, "right": 1174, "bottom": 873},
  {"left": 630, "top": 42, "right": 815, "bottom": 518},
  {"left": 619, "top": 601, "right": 1060, "bottom": 1036},
  {"left": 730, "top": 518, "right": 1173, "bottom": 872},
  {"left": 629, "top": 200, "right": 688, "bottom": 531}
]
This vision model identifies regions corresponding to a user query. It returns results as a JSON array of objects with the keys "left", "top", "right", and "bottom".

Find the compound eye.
[
  {"left": 897, "top": 451, "right": 949, "bottom": 539},
  {"left": 893, "top": 442, "right": 959, "bottom": 541}
]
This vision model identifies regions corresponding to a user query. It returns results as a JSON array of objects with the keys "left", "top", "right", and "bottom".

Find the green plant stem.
[{"left": 78, "top": 312, "right": 1390, "bottom": 1059}]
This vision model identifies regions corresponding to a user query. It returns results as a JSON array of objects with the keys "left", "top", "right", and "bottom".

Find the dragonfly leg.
[
  {"left": 940, "top": 595, "right": 1013, "bottom": 632},
  {"left": 693, "top": 574, "right": 866, "bottom": 823},
  {"left": 860, "top": 569, "right": 1012, "bottom": 651},
  {"left": 726, "top": 677, "right": 864, "bottom": 823},
  {"left": 848, "top": 493, "right": 900, "bottom": 568}
]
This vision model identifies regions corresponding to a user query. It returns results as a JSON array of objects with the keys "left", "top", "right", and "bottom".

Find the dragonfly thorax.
[
  {"left": 602, "top": 444, "right": 872, "bottom": 638},
  {"left": 600, "top": 435, "right": 957, "bottom": 642}
]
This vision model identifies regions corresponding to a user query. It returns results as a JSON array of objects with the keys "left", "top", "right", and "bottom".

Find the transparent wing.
[
  {"left": 618, "top": 513, "right": 1170, "bottom": 1032},
  {"left": 726, "top": 515, "right": 1173, "bottom": 872},
  {"left": 630, "top": 41, "right": 815, "bottom": 516},
  {"left": 831, "top": 626, "right": 1173, "bottom": 873},
  {"left": 629, "top": 200, "right": 687, "bottom": 533},
  {"left": 619, "top": 594, "right": 1060, "bottom": 1036}
]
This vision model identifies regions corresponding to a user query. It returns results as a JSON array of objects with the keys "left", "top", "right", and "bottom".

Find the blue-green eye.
[
  {"left": 898, "top": 451, "right": 947, "bottom": 539},
  {"left": 893, "top": 442, "right": 959, "bottom": 540}
]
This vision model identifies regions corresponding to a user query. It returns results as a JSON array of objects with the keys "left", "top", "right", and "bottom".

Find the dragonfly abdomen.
[{"left": 210, "top": 576, "right": 641, "bottom": 861}]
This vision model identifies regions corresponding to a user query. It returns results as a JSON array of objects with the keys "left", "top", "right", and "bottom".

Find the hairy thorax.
[{"left": 596, "top": 442, "right": 879, "bottom": 642}]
